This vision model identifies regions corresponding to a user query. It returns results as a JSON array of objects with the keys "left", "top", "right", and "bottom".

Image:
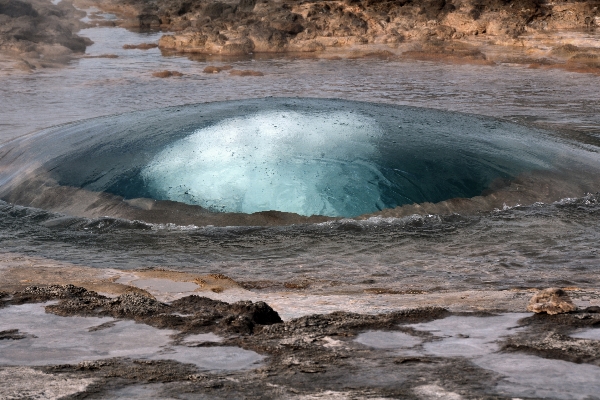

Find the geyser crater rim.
[{"left": 0, "top": 97, "right": 597, "bottom": 224}]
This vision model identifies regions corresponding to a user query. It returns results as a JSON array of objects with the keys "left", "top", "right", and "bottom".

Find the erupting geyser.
[{"left": 0, "top": 98, "right": 597, "bottom": 224}]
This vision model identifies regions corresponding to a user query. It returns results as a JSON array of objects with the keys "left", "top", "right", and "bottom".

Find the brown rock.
[
  {"left": 203, "top": 65, "right": 233, "bottom": 73},
  {"left": 84, "top": 54, "right": 119, "bottom": 59},
  {"left": 122, "top": 43, "right": 158, "bottom": 50},
  {"left": 221, "top": 39, "right": 255, "bottom": 55},
  {"left": 203, "top": 66, "right": 221, "bottom": 73},
  {"left": 74, "top": 0, "right": 600, "bottom": 70},
  {"left": 527, "top": 288, "right": 577, "bottom": 315},
  {"left": 151, "top": 70, "right": 183, "bottom": 78},
  {"left": 271, "top": 20, "right": 304, "bottom": 35}
]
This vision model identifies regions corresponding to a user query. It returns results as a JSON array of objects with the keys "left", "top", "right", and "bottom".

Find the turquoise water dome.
[
  {"left": 141, "top": 110, "right": 387, "bottom": 217},
  {"left": 0, "top": 98, "right": 569, "bottom": 219}
]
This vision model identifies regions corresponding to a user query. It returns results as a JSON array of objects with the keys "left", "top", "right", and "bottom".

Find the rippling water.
[{"left": 0, "top": 22, "right": 599, "bottom": 292}]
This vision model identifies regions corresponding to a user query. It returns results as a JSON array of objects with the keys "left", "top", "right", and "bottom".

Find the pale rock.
[{"left": 527, "top": 288, "right": 577, "bottom": 315}]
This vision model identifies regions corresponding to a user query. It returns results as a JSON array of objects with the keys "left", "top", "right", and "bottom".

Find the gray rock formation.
[{"left": 0, "top": 0, "right": 91, "bottom": 67}]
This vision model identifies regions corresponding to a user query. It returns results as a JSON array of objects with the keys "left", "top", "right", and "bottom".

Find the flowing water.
[{"left": 0, "top": 20, "right": 599, "bottom": 292}]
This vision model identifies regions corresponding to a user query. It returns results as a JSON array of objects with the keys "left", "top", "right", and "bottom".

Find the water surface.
[{"left": 0, "top": 21, "right": 599, "bottom": 293}]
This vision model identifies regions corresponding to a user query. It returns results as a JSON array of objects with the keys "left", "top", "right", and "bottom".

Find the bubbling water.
[
  {"left": 0, "top": 98, "right": 597, "bottom": 223},
  {"left": 141, "top": 111, "right": 385, "bottom": 217}
]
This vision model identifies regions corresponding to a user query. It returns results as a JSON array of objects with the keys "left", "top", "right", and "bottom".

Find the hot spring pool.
[{"left": 0, "top": 98, "right": 598, "bottom": 224}]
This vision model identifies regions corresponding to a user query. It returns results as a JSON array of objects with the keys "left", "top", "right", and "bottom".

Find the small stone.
[
  {"left": 202, "top": 65, "right": 232, "bottom": 73},
  {"left": 527, "top": 288, "right": 577, "bottom": 315},
  {"left": 152, "top": 70, "right": 183, "bottom": 78},
  {"left": 203, "top": 66, "right": 220, "bottom": 73}
]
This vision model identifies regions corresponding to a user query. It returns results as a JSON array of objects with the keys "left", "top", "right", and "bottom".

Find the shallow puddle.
[
  {"left": 477, "top": 353, "right": 600, "bottom": 400},
  {"left": 570, "top": 328, "right": 600, "bottom": 340},
  {"left": 410, "top": 314, "right": 600, "bottom": 399},
  {"left": 355, "top": 330, "right": 421, "bottom": 349},
  {"left": 409, "top": 313, "right": 529, "bottom": 357},
  {"left": 0, "top": 303, "right": 263, "bottom": 370},
  {"left": 355, "top": 313, "right": 600, "bottom": 399},
  {"left": 181, "top": 332, "right": 223, "bottom": 344}
]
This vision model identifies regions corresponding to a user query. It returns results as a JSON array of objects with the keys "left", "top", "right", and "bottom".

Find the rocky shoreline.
[
  {"left": 78, "top": 0, "right": 600, "bottom": 73},
  {"left": 3, "top": 0, "right": 600, "bottom": 73}
]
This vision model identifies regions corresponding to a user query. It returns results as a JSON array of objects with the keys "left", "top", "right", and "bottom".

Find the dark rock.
[
  {"left": 0, "top": 0, "right": 90, "bottom": 63},
  {"left": 170, "top": 295, "right": 282, "bottom": 328},
  {"left": 503, "top": 326, "right": 600, "bottom": 366},
  {"left": 0, "top": 0, "right": 38, "bottom": 18},
  {"left": 0, "top": 329, "right": 27, "bottom": 340},
  {"left": 10, "top": 285, "right": 282, "bottom": 335},
  {"left": 257, "top": 307, "right": 448, "bottom": 338},
  {"left": 138, "top": 13, "right": 161, "bottom": 29},
  {"left": 228, "top": 300, "right": 282, "bottom": 325},
  {"left": 202, "top": 2, "right": 233, "bottom": 19},
  {"left": 499, "top": 311, "right": 600, "bottom": 366},
  {"left": 271, "top": 18, "right": 304, "bottom": 35},
  {"left": 237, "top": 0, "right": 256, "bottom": 13},
  {"left": 12, "top": 284, "right": 88, "bottom": 304},
  {"left": 46, "top": 291, "right": 170, "bottom": 318}
]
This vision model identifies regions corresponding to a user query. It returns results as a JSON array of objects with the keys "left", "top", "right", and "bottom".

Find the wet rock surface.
[
  {"left": 501, "top": 308, "right": 600, "bottom": 366},
  {"left": 5, "top": 284, "right": 282, "bottom": 335},
  {"left": 0, "top": 284, "right": 477, "bottom": 398},
  {"left": 0, "top": 0, "right": 91, "bottom": 67},
  {"left": 3, "top": 284, "right": 600, "bottom": 397}
]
